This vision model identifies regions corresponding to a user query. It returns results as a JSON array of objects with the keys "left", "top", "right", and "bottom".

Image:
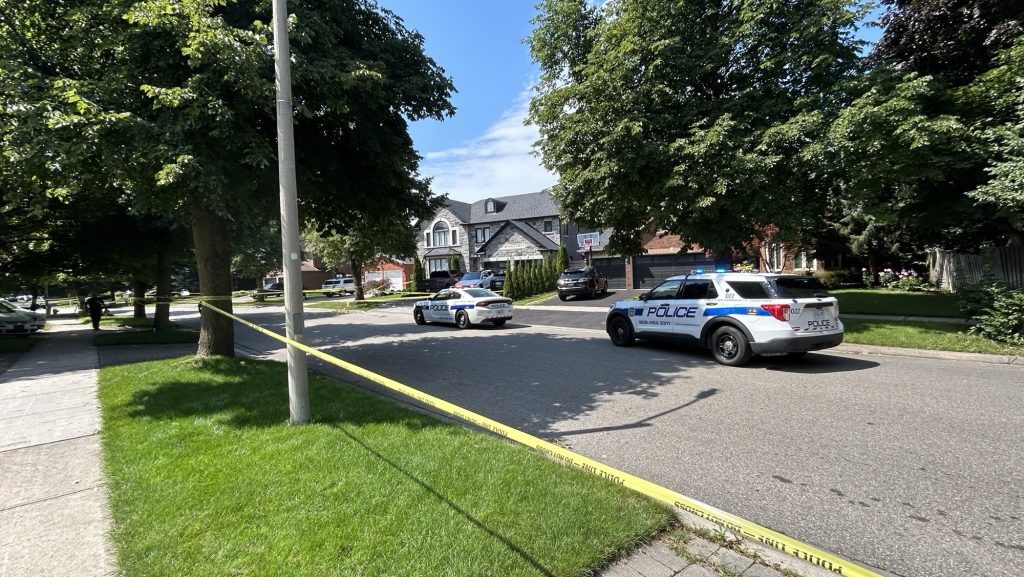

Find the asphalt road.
[{"left": 178, "top": 300, "right": 1024, "bottom": 577}]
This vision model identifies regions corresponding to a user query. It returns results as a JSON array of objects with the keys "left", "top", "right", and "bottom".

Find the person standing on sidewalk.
[{"left": 84, "top": 294, "right": 104, "bottom": 330}]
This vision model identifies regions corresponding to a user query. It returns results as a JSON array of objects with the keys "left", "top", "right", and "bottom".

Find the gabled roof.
[
  {"left": 474, "top": 220, "right": 560, "bottom": 254},
  {"left": 469, "top": 191, "right": 558, "bottom": 224},
  {"left": 445, "top": 199, "right": 472, "bottom": 223}
]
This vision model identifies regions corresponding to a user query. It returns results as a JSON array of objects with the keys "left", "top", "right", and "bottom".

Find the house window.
[
  {"left": 793, "top": 251, "right": 808, "bottom": 269},
  {"left": 424, "top": 231, "right": 431, "bottom": 247},
  {"left": 474, "top": 227, "right": 490, "bottom": 243},
  {"left": 560, "top": 222, "right": 568, "bottom": 236},
  {"left": 451, "top": 229, "right": 458, "bottom": 245},
  {"left": 485, "top": 200, "right": 495, "bottom": 213},
  {"left": 432, "top": 221, "right": 450, "bottom": 246},
  {"left": 544, "top": 220, "right": 552, "bottom": 233},
  {"left": 766, "top": 243, "right": 783, "bottom": 272},
  {"left": 428, "top": 258, "right": 448, "bottom": 272}
]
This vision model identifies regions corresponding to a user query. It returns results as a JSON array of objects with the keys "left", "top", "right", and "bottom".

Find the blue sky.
[{"left": 377, "top": 1, "right": 883, "bottom": 204}]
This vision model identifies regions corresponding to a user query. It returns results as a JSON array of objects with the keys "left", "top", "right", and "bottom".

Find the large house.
[
  {"left": 416, "top": 191, "right": 819, "bottom": 289},
  {"left": 417, "top": 191, "right": 590, "bottom": 274}
]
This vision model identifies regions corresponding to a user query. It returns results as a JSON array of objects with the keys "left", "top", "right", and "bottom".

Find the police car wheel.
[
  {"left": 608, "top": 316, "right": 635, "bottom": 347},
  {"left": 414, "top": 308, "right": 426, "bottom": 325},
  {"left": 455, "top": 310, "right": 471, "bottom": 329},
  {"left": 710, "top": 326, "right": 752, "bottom": 366}
]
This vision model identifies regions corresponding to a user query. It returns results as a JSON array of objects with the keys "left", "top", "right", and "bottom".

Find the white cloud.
[{"left": 419, "top": 90, "right": 558, "bottom": 204}]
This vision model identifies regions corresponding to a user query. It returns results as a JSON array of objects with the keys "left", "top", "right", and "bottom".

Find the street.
[{"left": 178, "top": 301, "right": 1024, "bottom": 577}]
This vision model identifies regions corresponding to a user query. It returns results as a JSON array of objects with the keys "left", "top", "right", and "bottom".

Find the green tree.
[
  {"left": 412, "top": 257, "right": 424, "bottom": 292},
  {"left": 528, "top": 0, "right": 867, "bottom": 256},
  {"left": 556, "top": 245, "right": 569, "bottom": 275},
  {"left": 449, "top": 254, "right": 461, "bottom": 272},
  {"left": 304, "top": 216, "right": 418, "bottom": 301},
  {"left": 1, "top": 0, "right": 453, "bottom": 355}
]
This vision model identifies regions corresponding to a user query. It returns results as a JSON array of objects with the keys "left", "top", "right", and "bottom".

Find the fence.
[{"left": 928, "top": 245, "right": 1024, "bottom": 292}]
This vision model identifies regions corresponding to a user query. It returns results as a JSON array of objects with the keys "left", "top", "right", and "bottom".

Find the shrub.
[
  {"left": 814, "top": 268, "right": 862, "bottom": 288},
  {"left": 958, "top": 281, "right": 1005, "bottom": 318},
  {"left": 968, "top": 287, "right": 1024, "bottom": 344}
]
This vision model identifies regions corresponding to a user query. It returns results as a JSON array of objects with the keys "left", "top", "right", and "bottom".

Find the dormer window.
[{"left": 485, "top": 199, "right": 496, "bottom": 213}]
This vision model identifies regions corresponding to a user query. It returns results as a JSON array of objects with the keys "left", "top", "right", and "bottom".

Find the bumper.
[
  {"left": 557, "top": 285, "right": 590, "bottom": 296},
  {"left": 750, "top": 332, "right": 844, "bottom": 354}
]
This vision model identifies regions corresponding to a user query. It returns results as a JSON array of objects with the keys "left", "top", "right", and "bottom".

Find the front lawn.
[
  {"left": 99, "top": 357, "right": 671, "bottom": 577},
  {"left": 831, "top": 288, "right": 963, "bottom": 318},
  {"left": 841, "top": 318, "right": 1022, "bottom": 355}
]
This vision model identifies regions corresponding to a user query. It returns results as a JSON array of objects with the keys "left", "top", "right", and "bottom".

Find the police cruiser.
[{"left": 605, "top": 271, "right": 844, "bottom": 366}]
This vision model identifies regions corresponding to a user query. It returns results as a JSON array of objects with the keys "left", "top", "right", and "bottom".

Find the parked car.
[
  {"left": 0, "top": 299, "right": 45, "bottom": 337},
  {"left": 322, "top": 277, "right": 356, "bottom": 297},
  {"left": 425, "top": 270, "right": 463, "bottom": 292},
  {"left": 454, "top": 270, "right": 495, "bottom": 289},
  {"left": 557, "top": 267, "right": 608, "bottom": 300},
  {"left": 489, "top": 270, "right": 506, "bottom": 291},
  {"left": 412, "top": 288, "right": 513, "bottom": 329},
  {"left": 605, "top": 271, "right": 844, "bottom": 366}
]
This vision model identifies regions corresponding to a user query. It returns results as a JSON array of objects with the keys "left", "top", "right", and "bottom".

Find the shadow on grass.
[{"left": 116, "top": 356, "right": 560, "bottom": 574}]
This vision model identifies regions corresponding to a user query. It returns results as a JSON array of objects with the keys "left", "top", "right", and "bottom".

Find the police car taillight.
[{"left": 761, "top": 304, "right": 791, "bottom": 322}]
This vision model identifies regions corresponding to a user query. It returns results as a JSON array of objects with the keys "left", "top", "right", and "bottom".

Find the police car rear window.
[
  {"left": 772, "top": 277, "right": 830, "bottom": 298},
  {"left": 725, "top": 281, "right": 770, "bottom": 299}
]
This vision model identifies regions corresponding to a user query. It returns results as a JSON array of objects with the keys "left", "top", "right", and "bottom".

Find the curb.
[{"left": 835, "top": 341, "right": 1020, "bottom": 365}]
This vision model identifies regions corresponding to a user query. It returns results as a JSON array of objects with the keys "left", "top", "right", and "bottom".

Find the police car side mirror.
[{"left": 639, "top": 292, "right": 649, "bottom": 302}]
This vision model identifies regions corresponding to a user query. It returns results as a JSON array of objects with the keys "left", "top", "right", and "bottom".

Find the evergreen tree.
[{"left": 556, "top": 245, "right": 569, "bottom": 274}]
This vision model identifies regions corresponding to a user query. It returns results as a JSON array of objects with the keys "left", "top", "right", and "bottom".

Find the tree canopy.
[
  {"left": 528, "top": 0, "right": 868, "bottom": 256},
  {"left": 2, "top": 0, "right": 454, "bottom": 353}
]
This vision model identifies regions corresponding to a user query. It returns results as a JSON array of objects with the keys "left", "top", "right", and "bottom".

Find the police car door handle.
[
  {"left": 706, "top": 301, "right": 718, "bottom": 305},
  {"left": 657, "top": 303, "right": 670, "bottom": 307}
]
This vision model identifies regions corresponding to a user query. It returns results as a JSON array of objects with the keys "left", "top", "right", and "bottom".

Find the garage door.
[
  {"left": 592, "top": 257, "right": 627, "bottom": 289},
  {"left": 632, "top": 253, "right": 717, "bottom": 288}
]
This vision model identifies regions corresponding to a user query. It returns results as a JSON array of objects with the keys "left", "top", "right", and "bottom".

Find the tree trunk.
[
  {"left": 351, "top": 257, "right": 364, "bottom": 301},
  {"left": 132, "top": 278, "right": 147, "bottom": 319},
  {"left": 192, "top": 205, "right": 234, "bottom": 357},
  {"left": 154, "top": 249, "right": 172, "bottom": 329}
]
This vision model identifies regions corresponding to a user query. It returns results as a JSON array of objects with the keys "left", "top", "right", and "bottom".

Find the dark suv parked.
[
  {"left": 557, "top": 267, "right": 608, "bottom": 300},
  {"left": 424, "top": 270, "right": 463, "bottom": 292}
]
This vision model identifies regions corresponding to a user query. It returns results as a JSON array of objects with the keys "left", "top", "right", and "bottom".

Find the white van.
[{"left": 321, "top": 277, "right": 355, "bottom": 296}]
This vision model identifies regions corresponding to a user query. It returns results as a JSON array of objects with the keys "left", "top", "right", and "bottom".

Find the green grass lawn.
[
  {"left": 842, "top": 318, "right": 1023, "bottom": 355},
  {"left": 515, "top": 291, "right": 558, "bottom": 306},
  {"left": 99, "top": 357, "right": 671, "bottom": 577},
  {"left": 831, "top": 289, "right": 963, "bottom": 317}
]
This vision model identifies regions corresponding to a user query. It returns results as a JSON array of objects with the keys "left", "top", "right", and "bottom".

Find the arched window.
[
  {"left": 432, "top": 221, "right": 450, "bottom": 246},
  {"left": 485, "top": 200, "right": 495, "bottom": 213}
]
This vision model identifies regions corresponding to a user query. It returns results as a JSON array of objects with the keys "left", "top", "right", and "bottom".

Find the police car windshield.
[
  {"left": 462, "top": 289, "right": 496, "bottom": 298},
  {"left": 772, "top": 277, "right": 830, "bottom": 298}
]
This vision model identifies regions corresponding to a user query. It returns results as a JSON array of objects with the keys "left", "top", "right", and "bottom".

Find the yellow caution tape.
[{"left": 201, "top": 302, "right": 881, "bottom": 577}]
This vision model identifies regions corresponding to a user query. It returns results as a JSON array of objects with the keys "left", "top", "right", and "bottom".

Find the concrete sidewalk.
[{"left": 0, "top": 319, "right": 114, "bottom": 577}]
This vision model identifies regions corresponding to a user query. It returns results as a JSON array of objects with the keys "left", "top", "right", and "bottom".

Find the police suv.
[{"left": 605, "top": 271, "right": 844, "bottom": 366}]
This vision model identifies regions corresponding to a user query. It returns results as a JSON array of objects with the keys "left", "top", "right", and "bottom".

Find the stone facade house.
[{"left": 416, "top": 191, "right": 588, "bottom": 274}]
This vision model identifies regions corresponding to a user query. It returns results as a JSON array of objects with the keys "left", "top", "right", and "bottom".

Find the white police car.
[
  {"left": 413, "top": 288, "right": 513, "bottom": 329},
  {"left": 606, "top": 271, "right": 843, "bottom": 366}
]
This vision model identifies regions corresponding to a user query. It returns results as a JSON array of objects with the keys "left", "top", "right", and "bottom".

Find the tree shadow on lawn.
[
  {"left": 120, "top": 356, "right": 445, "bottom": 431},
  {"left": 114, "top": 357, "right": 612, "bottom": 577}
]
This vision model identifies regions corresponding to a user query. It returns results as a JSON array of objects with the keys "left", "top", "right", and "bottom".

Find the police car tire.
[
  {"left": 414, "top": 308, "right": 426, "bottom": 325},
  {"left": 710, "top": 325, "right": 752, "bottom": 366},
  {"left": 455, "top": 310, "right": 471, "bottom": 329},
  {"left": 608, "top": 316, "right": 635, "bottom": 347}
]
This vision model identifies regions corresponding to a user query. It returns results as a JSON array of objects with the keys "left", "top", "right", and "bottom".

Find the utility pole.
[{"left": 272, "top": 0, "right": 310, "bottom": 424}]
